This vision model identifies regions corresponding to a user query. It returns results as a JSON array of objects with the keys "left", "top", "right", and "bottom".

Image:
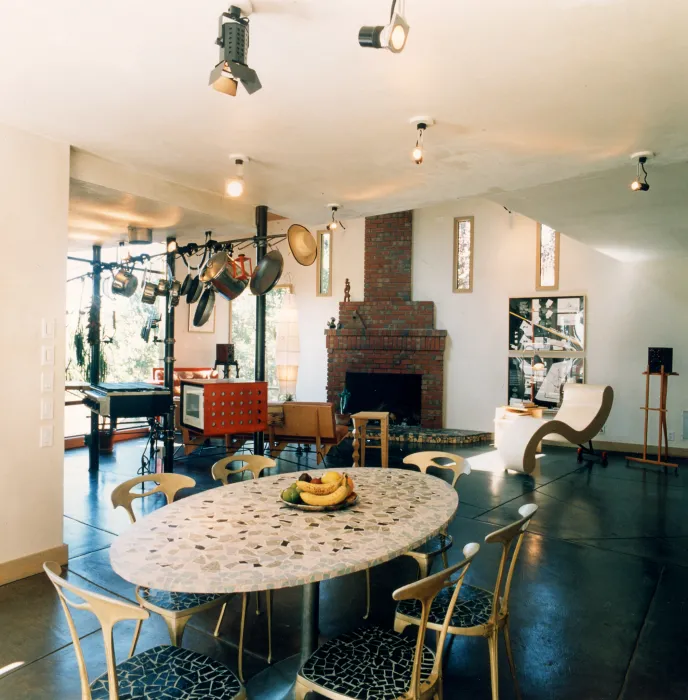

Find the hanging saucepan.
[
  {"left": 140, "top": 266, "right": 157, "bottom": 305},
  {"left": 112, "top": 266, "right": 138, "bottom": 298},
  {"left": 287, "top": 224, "right": 317, "bottom": 266},
  {"left": 185, "top": 275, "right": 202, "bottom": 304},
  {"left": 199, "top": 251, "right": 248, "bottom": 301},
  {"left": 250, "top": 249, "right": 284, "bottom": 295},
  {"left": 169, "top": 280, "right": 182, "bottom": 307},
  {"left": 193, "top": 286, "right": 216, "bottom": 327}
]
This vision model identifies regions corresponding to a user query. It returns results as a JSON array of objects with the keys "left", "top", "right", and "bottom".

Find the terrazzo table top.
[{"left": 110, "top": 468, "right": 458, "bottom": 594}]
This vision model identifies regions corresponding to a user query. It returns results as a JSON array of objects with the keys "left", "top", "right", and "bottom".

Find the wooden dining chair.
[
  {"left": 394, "top": 503, "right": 539, "bottom": 700},
  {"left": 43, "top": 562, "right": 246, "bottom": 700},
  {"left": 364, "top": 451, "right": 470, "bottom": 619},
  {"left": 110, "top": 475, "right": 231, "bottom": 662},
  {"left": 295, "top": 542, "right": 480, "bottom": 700},
  {"left": 210, "top": 454, "right": 276, "bottom": 680}
]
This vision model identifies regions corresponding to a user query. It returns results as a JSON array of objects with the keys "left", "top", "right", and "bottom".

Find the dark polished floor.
[{"left": 1, "top": 437, "right": 687, "bottom": 699}]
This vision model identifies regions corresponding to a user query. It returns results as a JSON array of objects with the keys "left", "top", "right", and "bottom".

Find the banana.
[
  {"left": 299, "top": 474, "right": 351, "bottom": 506},
  {"left": 295, "top": 475, "right": 344, "bottom": 495}
]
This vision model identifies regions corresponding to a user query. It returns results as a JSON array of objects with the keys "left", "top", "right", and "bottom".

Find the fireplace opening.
[{"left": 345, "top": 372, "right": 422, "bottom": 425}]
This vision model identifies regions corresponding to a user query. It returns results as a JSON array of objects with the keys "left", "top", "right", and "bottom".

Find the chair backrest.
[
  {"left": 484, "top": 503, "right": 538, "bottom": 622},
  {"left": 402, "top": 451, "right": 471, "bottom": 488},
  {"left": 273, "top": 402, "right": 337, "bottom": 440},
  {"left": 111, "top": 474, "right": 196, "bottom": 523},
  {"left": 393, "top": 542, "right": 480, "bottom": 699},
  {"left": 211, "top": 454, "right": 277, "bottom": 485},
  {"left": 554, "top": 384, "right": 613, "bottom": 436},
  {"left": 43, "top": 562, "right": 149, "bottom": 700}
]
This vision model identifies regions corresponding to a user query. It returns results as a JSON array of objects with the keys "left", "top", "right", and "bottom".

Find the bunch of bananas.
[{"left": 281, "top": 471, "right": 355, "bottom": 507}]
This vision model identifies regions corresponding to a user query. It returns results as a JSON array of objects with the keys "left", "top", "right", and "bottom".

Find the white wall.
[
  {"left": 267, "top": 218, "right": 366, "bottom": 401},
  {"left": 413, "top": 198, "right": 688, "bottom": 448},
  {"left": 174, "top": 296, "right": 230, "bottom": 367},
  {"left": 0, "top": 123, "right": 69, "bottom": 565}
]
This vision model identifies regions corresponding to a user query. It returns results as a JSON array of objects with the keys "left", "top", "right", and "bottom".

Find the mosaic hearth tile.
[{"left": 110, "top": 469, "right": 458, "bottom": 595}]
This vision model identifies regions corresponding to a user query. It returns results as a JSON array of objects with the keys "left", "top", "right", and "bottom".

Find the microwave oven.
[{"left": 180, "top": 379, "right": 268, "bottom": 435}]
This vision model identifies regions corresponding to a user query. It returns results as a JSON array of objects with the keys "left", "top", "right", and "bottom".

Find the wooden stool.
[{"left": 351, "top": 412, "right": 389, "bottom": 468}]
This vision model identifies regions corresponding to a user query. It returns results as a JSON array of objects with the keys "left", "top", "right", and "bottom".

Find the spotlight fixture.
[
  {"left": 326, "top": 204, "right": 345, "bottom": 232},
  {"left": 359, "top": 0, "right": 410, "bottom": 54},
  {"left": 128, "top": 226, "right": 153, "bottom": 245},
  {"left": 209, "top": 3, "right": 262, "bottom": 96},
  {"left": 226, "top": 155, "right": 248, "bottom": 198},
  {"left": 410, "top": 116, "right": 434, "bottom": 165},
  {"left": 630, "top": 151, "right": 654, "bottom": 192}
]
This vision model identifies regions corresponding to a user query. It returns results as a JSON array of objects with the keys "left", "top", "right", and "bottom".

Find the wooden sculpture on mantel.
[
  {"left": 343, "top": 278, "right": 351, "bottom": 302},
  {"left": 627, "top": 353, "right": 679, "bottom": 472}
]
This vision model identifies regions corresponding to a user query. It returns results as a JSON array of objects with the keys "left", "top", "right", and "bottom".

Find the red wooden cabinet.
[{"left": 180, "top": 379, "right": 268, "bottom": 435}]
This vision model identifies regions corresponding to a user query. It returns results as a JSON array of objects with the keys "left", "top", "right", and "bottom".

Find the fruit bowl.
[{"left": 280, "top": 492, "right": 359, "bottom": 512}]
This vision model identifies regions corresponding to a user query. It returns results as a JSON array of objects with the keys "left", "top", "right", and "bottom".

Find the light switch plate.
[
  {"left": 40, "top": 345, "right": 55, "bottom": 366},
  {"left": 40, "top": 397, "right": 54, "bottom": 420},
  {"left": 41, "top": 318, "right": 55, "bottom": 339},
  {"left": 41, "top": 371, "right": 54, "bottom": 393},
  {"left": 40, "top": 425, "right": 53, "bottom": 448}
]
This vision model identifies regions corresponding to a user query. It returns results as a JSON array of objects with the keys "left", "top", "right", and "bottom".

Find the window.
[
  {"left": 317, "top": 230, "right": 332, "bottom": 296},
  {"left": 230, "top": 285, "right": 290, "bottom": 401},
  {"left": 536, "top": 223, "right": 559, "bottom": 291},
  {"left": 453, "top": 216, "right": 474, "bottom": 293}
]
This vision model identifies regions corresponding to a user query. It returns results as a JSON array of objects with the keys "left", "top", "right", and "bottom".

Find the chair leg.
[
  {"left": 129, "top": 619, "right": 143, "bottom": 658},
  {"left": 213, "top": 602, "right": 227, "bottom": 637},
  {"left": 417, "top": 556, "right": 429, "bottom": 581},
  {"left": 503, "top": 620, "right": 522, "bottom": 700},
  {"left": 441, "top": 548, "right": 449, "bottom": 570},
  {"left": 256, "top": 590, "right": 262, "bottom": 615},
  {"left": 487, "top": 631, "right": 499, "bottom": 700},
  {"left": 163, "top": 614, "right": 191, "bottom": 647},
  {"left": 363, "top": 568, "right": 371, "bottom": 620},
  {"left": 294, "top": 679, "right": 309, "bottom": 700},
  {"left": 266, "top": 590, "right": 273, "bottom": 664},
  {"left": 237, "top": 592, "right": 249, "bottom": 683}
]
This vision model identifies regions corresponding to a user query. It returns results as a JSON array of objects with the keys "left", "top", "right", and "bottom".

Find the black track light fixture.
[
  {"left": 359, "top": 0, "right": 410, "bottom": 54},
  {"left": 410, "top": 116, "right": 434, "bottom": 165},
  {"left": 630, "top": 151, "right": 653, "bottom": 192},
  {"left": 209, "top": 3, "right": 262, "bottom": 96},
  {"left": 326, "top": 204, "right": 345, "bottom": 232}
]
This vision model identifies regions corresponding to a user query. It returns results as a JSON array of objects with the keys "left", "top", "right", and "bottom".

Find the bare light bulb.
[
  {"left": 226, "top": 177, "right": 244, "bottom": 198},
  {"left": 328, "top": 221, "right": 338, "bottom": 231},
  {"left": 412, "top": 146, "right": 423, "bottom": 165},
  {"left": 390, "top": 24, "right": 407, "bottom": 51}
]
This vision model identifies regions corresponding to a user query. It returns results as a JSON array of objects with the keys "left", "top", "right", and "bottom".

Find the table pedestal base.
[{"left": 247, "top": 582, "right": 319, "bottom": 700}]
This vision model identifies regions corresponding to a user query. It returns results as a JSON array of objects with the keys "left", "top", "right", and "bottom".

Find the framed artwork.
[
  {"left": 188, "top": 302, "right": 216, "bottom": 333},
  {"left": 508, "top": 356, "right": 585, "bottom": 409}
]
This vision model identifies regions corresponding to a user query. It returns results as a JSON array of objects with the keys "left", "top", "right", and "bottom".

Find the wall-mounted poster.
[
  {"left": 508, "top": 356, "right": 585, "bottom": 409},
  {"left": 509, "top": 296, "right": 585, "bottom": 352}
]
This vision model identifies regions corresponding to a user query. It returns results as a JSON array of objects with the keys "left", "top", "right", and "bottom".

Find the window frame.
[
  {"left": 536, "top": 222, "right": 560, "bottom": 291},
  {"left": 316, "top": 229, "right": 333, "bottom": 297},
  {"left": 452, "top": 216, "right": 474, "bottom": 294}
]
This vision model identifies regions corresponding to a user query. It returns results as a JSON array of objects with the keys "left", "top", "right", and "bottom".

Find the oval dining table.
[{"left": 110, "top": 467, "right": 458, "bottom": 699}]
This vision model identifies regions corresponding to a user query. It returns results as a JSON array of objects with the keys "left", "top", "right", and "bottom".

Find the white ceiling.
[{"left": 1, "top": 0, "right": 688, "bottom": 255}]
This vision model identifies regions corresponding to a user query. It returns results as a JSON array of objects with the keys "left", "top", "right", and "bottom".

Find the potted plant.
[{"left": 335, "top": 387, "right": 351, "bottom": 426}]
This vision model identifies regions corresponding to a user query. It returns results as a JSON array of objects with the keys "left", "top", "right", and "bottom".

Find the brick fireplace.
[{"left": 325, "top": 211, "right": 447, "bottom": 428}]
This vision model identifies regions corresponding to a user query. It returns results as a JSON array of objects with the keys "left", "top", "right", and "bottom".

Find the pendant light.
[
  {"left": 326, "top": 204, "right": 346, "bottom": 232},
  {"left": 275, "top": 292, "right": 300, "bottom": 397},
  {"left": 630, "top": 151, "right": 653, "bottom": 192},
  {"left": 410, "top": 117, "right": 434, "bottom": 165},
  {"left": 226, "top": 155, "right": 248, "bottom": 198}
]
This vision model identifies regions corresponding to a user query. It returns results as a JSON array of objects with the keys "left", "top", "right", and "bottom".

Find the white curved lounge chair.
[{"left": 479, "top": 384, "right": 613, "bottom": 474}]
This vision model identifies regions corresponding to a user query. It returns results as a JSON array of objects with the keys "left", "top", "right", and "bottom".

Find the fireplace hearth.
[{"left": 346, "top": 372, "right": 422, "bottom": 425}]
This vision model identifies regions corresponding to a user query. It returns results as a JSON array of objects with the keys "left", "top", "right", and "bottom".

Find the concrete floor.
[{"left": 1, "top": 437, "right": 687, "bottom": 699}]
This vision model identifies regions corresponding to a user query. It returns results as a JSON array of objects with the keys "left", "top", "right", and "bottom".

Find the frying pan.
[
  {"left": 180, "top": 273, "right": 192, "bottom": 297},
  {"left": 193, "top": 286, "right": 216, "bottom": 327},
  {"left": 250, "top": 249, "right": 284, "bottom": 295},
  {"left": 186, "top": 275, "right": 203, "bottom": 304},
  {"left": 287, "top": 224, "right": 317, "bottom": 266}
]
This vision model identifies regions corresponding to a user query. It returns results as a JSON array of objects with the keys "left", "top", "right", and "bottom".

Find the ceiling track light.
[
  {"left": 226, "top": 155, "right": 248, "bottom": 198},
  {"left": 630, "top": 151, "right": 654, "bottom": 192},
  {"left": 209, "top": 3, "right": 262, "bottom": 96},
  {"left": 359, "top": 0, "right": 410, "bottom": 54},
  {"left": 326, "top": 204, "right": 345, "bottom": 232},
  {"left": 410, "top": 116, "right": 434, "bottom": 165}
]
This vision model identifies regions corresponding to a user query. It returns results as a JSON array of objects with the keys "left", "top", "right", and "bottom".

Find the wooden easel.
[{"left": 626, "top": 366, "right": 679, "bottom": 471}]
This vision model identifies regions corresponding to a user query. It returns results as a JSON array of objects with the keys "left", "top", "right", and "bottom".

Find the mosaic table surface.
[{"left": 110, "top": 468, "right": 458, "bottom": 594}]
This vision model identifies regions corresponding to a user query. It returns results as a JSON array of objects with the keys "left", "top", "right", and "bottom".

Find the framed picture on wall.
[
  {"left": 508, "top": 356, "right": 585, "bottom": 409},
  {"left": 188, "top": 302, "right": 216, "bottom": 333},
  {"left": 509, "top": 296, "right": 585, "bottom": 351}
]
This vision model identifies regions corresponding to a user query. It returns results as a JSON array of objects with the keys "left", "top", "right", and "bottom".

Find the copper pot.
[{"left": 199, "top": 251, "right": 248, "bottom": 301}]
